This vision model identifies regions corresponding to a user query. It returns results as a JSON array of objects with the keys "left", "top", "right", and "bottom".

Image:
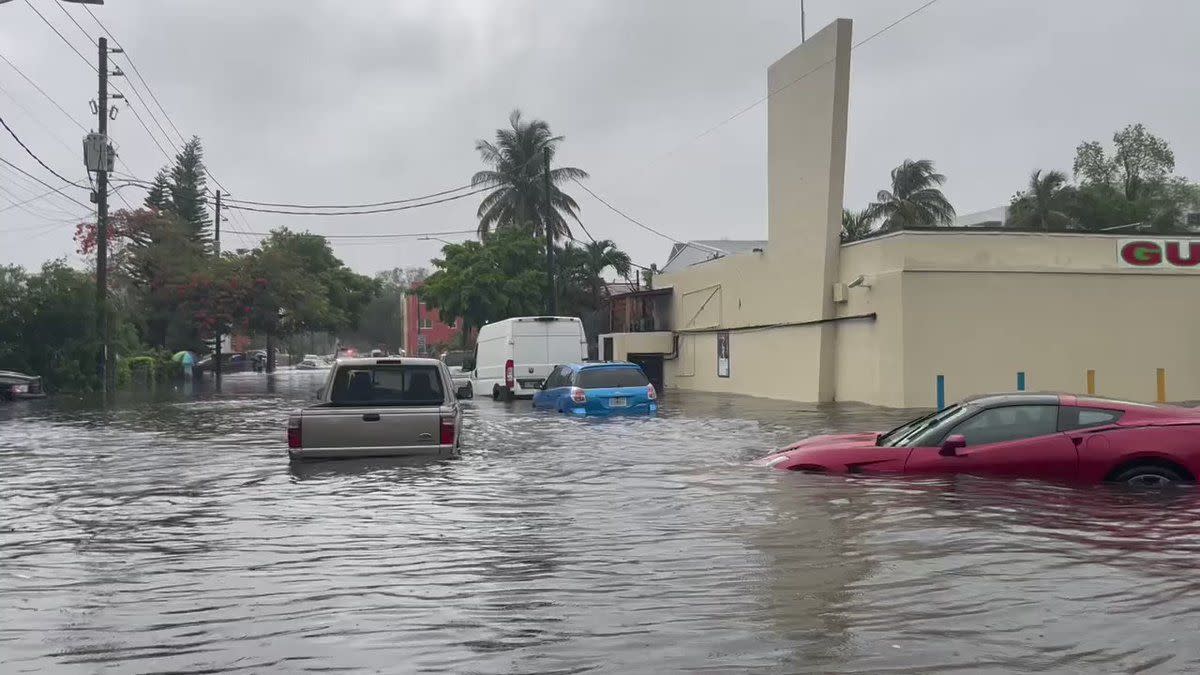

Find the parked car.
[
  {"left": 757, "top": 392, "right": 1200, "bottom": 486},
  {"left": 295, "top": 355, "right": 329, "bottom": 371},
  {"left": 533, "top": 362, "right": 658, "bottom": 415},
  {"left": 194, "top": 352, "right": 253, "bottom": 374},
  {"left": 440, "top": 350, "right": 472, "bottom": 399},
  {"left": 470, "top": 316, "right": 587, "bottom": 401},
  {"left": 286, "top": 357, "right": 467, "bottom": 460},
  {"left": 0, "top": 370, "right": 46, "bottom": 400}
]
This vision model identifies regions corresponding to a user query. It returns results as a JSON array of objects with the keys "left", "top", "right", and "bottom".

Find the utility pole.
[
  {"left": 95, "top": 37, "right": 110, "bottom": 392},
  {"left": 212, "top": 190, "right": 222, "bottom": 388},
  {"left": 543, "top": 146, "right": 557, "bottom": 316},
  {"left": 801, "top": 0, "right": 807, "bottom": 42}
]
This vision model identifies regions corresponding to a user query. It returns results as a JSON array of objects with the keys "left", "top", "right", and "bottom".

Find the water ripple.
[{"left": 2, "top": 374, "right": 1199, "bottom": 672}]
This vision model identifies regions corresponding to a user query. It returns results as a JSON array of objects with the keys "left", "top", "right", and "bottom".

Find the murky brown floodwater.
[{"left": 3, "top": 372, "right": 1200, "bottom": 673}]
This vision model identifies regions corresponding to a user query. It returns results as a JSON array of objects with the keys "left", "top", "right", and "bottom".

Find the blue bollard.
[
  {"left": 936, "top": 374, "right": 945, "bottom": 410},
  {"left": 1017, "top": 371, "right": 1026, "bottom": 391}
]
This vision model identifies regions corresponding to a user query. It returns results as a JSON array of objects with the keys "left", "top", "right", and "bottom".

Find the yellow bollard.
[
  {"left": 1156, "top": 368, "right": 1166, "bottom": 403},
  {"left": 1086, "top": 369, "right": 1095, "bottom": 395}
]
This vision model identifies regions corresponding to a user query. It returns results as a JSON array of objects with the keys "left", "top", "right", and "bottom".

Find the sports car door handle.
[{"left": 1069, "top": 435, "right": 1083, "bottom": 446}]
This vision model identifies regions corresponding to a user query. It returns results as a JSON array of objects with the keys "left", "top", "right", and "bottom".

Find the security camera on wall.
[{"left": 847, "top": 275, "right": 872, "bottom": 289}]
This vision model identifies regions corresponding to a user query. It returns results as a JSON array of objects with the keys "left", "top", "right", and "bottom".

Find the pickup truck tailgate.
[{"left": 300, "top": 406, "right": 441, "bottom": 457}]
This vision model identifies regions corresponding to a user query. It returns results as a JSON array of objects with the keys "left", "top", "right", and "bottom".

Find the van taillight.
[
  {"left": 646, "top": 384, "right": 657, "bottom": 401},
  {"left": 504, "top": 359, "right": 514, "bottom": 388},
  {"left": 287, "top": 418, "right": 302, "bottom": 449},
  {"left": 440, "top": 415, "right": 456, "bottom": 445}
]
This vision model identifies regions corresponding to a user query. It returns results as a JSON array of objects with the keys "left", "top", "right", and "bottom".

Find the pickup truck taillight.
[
  {"left": 287, "top": 417, "right": 302, "bottom": 449},
  {"left": 504, "top": 359, "right": 514, "bottom": 389},
  {"left": 439, "top": 414, "right": 456, "bottom": 446}
]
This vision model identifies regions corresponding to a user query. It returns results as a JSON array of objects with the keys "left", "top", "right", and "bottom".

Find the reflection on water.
[{"left": 2, "top": 374, "right": 1200, "bottom": 672}]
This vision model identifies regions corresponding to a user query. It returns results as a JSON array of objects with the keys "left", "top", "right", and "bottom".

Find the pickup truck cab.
[{"left": 286, "top": 357, "right": 465, "bottom": 460}]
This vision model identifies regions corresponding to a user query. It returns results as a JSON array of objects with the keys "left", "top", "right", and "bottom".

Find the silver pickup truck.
[{"left": 286, "top": 357, "right": 467, "bottom": 460}]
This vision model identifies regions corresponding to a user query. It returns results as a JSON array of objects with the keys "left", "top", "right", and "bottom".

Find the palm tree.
[
  {"left": 1007, "top": 169, "right": 1075, "bottom": 230},
  {"left": 867, "top": 159, "right": 956, "bottom": 230},
  {"left": 841, "top": 209, "right": 876, "bottom": 242},
  {"left": 580, "top": 239, "right": 632, "bottom": 308},
  {"left": 472, "top": 110, "right": 589, "bottom": 241}
]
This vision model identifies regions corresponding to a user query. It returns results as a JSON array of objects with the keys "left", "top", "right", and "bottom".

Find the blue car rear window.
[{"left": 576, "top": 368, "right": 649, "bottom": 389}]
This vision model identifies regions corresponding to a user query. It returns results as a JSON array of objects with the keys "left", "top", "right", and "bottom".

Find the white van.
[{"left": 470, "top": 317, "right": 587, "bottom": 400}]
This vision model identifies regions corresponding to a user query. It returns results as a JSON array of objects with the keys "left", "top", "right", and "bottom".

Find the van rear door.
[{"left": 510, "top": 318, "right": 585, "bottom": 390}]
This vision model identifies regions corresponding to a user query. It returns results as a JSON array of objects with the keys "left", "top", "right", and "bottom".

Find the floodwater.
[{"left": 2, "top": 373, "right": 1200, "bottom": 673}]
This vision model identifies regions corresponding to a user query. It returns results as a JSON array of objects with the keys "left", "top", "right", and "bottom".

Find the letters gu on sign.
[{"left": 1117, "top": 239, "right": 1200, "bottom": 269}]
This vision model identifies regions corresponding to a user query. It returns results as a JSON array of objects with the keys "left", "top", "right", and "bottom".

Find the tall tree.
[
  {"left": 144, "top": 168, "right": 174, "bottom": 212},
  {"left": 867, "top": 159, "right": 955, "bottom": 230},
  {"left": 1008, "top": 169, "right": 1075, "bottom": 230},
  {"left": 168, "top": 136, "right": 212, "bottom": 242},
  {"left": 560, "top": 239, "right": 632, "bottom": 310},
  {"left": 421, "top": 227, "right": 546, "bottom": 338},
  {"left": 1074, "top": 123, "right": 1175, "bottom": 202},
  {"left": 472, "top": 110, "right": 589, "bottom": 240},
  {"left": 841, "top": 208, "right": 876, "bottom": 242}
]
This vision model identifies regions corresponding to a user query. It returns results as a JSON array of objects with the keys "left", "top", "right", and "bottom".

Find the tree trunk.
[{"left": 266, "top": 332, "right": 276, "bottom": 373}]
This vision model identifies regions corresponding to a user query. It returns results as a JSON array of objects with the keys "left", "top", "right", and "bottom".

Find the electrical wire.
[
  {"left": 657, "top": 0, "right": 942, "bottom": 160},
  {"left": 0, "top": 82, "right": 78, "bottom": 156},
  {"left": 0, "top": 50, "right": 88, "bottom": 132},
  {"left": 23, "top": 0, "right": 97, "bottom": 74},
  {"left": 238, "top": 228, "right": 478, "bottom": 240},
  {"left": 0, "top": 157, "right": 92, "bottom": 210},
  {"left": 569, "top": 177, "right": 685, "bottom": 246},
  {"left": 0, "top": 114, "right": 87, "bottom": 188},
  {"left": 212, "top": 186, "right": 492, "bottom": 216},
  {"left": 222, "top": 183, "right": 478, "bottom": 209}
]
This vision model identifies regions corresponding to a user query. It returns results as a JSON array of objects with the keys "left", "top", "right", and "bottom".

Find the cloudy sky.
[{"left": 2, "top": 0, "right": 1197, "bottom": 275}]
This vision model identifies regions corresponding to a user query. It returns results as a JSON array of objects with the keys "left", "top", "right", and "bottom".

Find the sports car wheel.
[{"left": 1112, "top": 464, "right": 1187, "bottom": 487}]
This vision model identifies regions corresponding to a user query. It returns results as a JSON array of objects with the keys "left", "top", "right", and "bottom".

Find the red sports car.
[{"left": 758, "top": 393, "right": 1200, "bottom": 486}]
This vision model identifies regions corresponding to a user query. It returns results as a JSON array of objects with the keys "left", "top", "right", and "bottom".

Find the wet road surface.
[{"left": 2, "top": 371, "right": 1200, "bottom": 673}]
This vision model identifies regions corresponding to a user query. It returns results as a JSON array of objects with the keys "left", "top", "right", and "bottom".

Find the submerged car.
[
  {"left": 0, "top": 370, "right": 46, "bottom": 400},
  {"left": 758, "top": 393, "right": 1200, "bottom": 487},
  {"left": 532, "top": 362, "right": 657, "bottom": 415}
]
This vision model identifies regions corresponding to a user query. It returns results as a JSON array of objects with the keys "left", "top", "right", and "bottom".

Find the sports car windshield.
[{"left": 878, "top": 405, "right": 972, "bottom": 447}]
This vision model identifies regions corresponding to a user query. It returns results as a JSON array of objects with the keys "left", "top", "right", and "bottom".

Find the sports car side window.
[
  {"left": 949, "top": 405, "right": 1058, "bottom": 446},
  {"left": 1060, "top": 407, "right": 1123, "bottom": 431}
]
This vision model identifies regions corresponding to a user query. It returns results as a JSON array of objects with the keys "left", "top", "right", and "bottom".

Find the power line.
[
  {"left": 239, "top": 228, "right": 478, "bottom": 240},
  {"left": 81, "top": 4, "right": 188, "bottom": 148},
  {"left": 0, "top": 114, "right": 86, "bottom": 188},
  {"left": 570, "top": 177, "right": 685, "bottom": 246},
  {"left": 23, "top": 0, "right": 95, "bottom": 73},
  {"left": 0, "top": 50, "right": 88, "bottom": 132},
  {"left": 212, "top": 186, "right": 492, "bottom": 216},
  {"left": 657, "top": 0, "right": 942, "bottom": 160},
  {"left": 0, "top": 157, "right": 92, "bottom": 210},
  {"left": 222, "top": 183, "right": 477, "bottom": 209}
]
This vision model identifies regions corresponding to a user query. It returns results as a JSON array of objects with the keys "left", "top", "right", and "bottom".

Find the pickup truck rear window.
[
  {"left": 329, "top": 365, "right": 444, "bottom": 405},
  {"left": 576, "top": 368, "right": 649, "bottom": 389}
]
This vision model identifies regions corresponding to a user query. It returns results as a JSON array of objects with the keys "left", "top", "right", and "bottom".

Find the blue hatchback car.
[{"left": 532, "top": 362, "right": 658, "bottom": 415}]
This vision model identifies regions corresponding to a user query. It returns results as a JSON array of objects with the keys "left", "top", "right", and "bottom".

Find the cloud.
[{"left": 2, "top": 0, "right": 1198, "bottom": 273}]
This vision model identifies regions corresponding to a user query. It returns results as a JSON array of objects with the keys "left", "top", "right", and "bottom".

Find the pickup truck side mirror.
[{"left": 940, "top": 434, "right": 967, "bottom": 457}]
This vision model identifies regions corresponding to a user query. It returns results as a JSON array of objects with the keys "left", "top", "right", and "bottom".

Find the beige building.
[{"left": 602, "top": 19, "right": 1200, "bottom": 408}]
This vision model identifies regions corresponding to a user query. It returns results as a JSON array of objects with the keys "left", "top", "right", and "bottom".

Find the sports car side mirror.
[{"left": 940, "top": 434, "right": 967, "bottom": 457}]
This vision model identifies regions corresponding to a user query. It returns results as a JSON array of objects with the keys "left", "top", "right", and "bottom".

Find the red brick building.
[{"left": 404, "top": 287, "right": 464, "bottom": 356}]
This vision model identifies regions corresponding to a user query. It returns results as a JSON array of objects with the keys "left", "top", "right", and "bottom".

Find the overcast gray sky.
[{"left": 2, "top": 0, "right": 1198, "bottom": 275}]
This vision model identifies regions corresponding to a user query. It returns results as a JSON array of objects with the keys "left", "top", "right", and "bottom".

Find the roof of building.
[{"left": 660, "top": 239, "right": 767, "bottom": 275}]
